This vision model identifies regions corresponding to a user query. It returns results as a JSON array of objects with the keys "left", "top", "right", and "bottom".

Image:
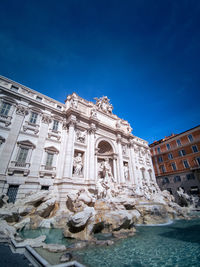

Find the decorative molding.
[
  {"left": 17, "top": 140, "right": 36, "bottom": 149},
  {"left": 16, "top": 105, "right": 29, "bottom": 116},
  {"left": 44, "top": 146, "right": 59, "bottom": 154},
  {"left": 42, "top": 114, "right": 52, "bottom": 124}
]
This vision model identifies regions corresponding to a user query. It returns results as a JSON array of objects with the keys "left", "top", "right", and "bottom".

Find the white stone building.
[{"left": 0, "top": 75, "right": 158, "bottom": 206}]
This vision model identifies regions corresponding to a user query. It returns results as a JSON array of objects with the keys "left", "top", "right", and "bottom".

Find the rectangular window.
[
  {"left": 192, "top": 145, "right": 198, "bottom": 153},
  {"left": 183, "top": 160, "right": 189, "bottom": 169},
  {"left": 174, "top": 176, "right": 181, "bottom": 182},
  {"left": 177, "top": 139, "right": 181, "bottom": 147},
  {"left": 0, "top": 102, "right": 11, "bottom": 116},
  {"left": 168, "top": 153, "right": 173, "bottom": 160},
  {"left": 186, "top": 173, "right": 195, "bottom": 180},
  {"left": 41, "top": 185, "right": 49, "bottom": 190},
  {"left": 29, "top": 112, "right": 38, "bottom": 124},
  {"left": 7, "top": 185, "right": 19, "bottom": 203},
  {"left": 188, "top": 134, "right": 193, "bottom": 143},
  {"left": 160, "top": 165, "right": 166, "bottom": 173},
  {"left": 11, "top": 85, "right": 18, "bottom": 91},
  {"left": 46, "top": 153, "right": 54, "bottom": 167},
  {"left": 171, "top": 162, "right": 177, "bottom": 171},
  {"left": 157, "top": 147, "right": 161, "bottom": 153},
  {"left": 166, "top": 144, "right": 171, "bottom": 150},
  {"left": 52, "top": 120, "right": 59, "bottom": 131},
  {"left": 158, "top": 156, "right": 163, "bottom": 163},
  {"left": 179, "top": 150, "right": 186, "bottom": 157},
  {"left": 36, "top": 96, "right": 42, "bottom": 101},
  {"left": 162, "top": 177, "right": 169, "bottom": 185},
  {"left": 17, "top": 147, "right": 28, "bottom": 163},
  {"left": 196, "top": 157, "right": 200, "bottom": 166}
]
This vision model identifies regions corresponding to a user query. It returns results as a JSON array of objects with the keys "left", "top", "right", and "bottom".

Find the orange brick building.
[{"left": 149, "top": 125, "right": 200, "bottom": 203}]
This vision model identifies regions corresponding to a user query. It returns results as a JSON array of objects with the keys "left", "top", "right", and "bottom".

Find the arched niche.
[{"left": 96, "top": 140, "right": 115, "bottom": 180}]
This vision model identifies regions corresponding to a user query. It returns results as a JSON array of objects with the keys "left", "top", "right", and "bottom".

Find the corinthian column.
[
  {"left": 116, "top": 134, "right": 125, "bottom": 184},
  {"left": 63, "top": 118, "right": 76, "bottom": 178},
  {"left": 88, "top": 123, "right": 96, "bottom": 182}
]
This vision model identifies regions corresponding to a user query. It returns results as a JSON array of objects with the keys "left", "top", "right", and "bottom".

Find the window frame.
[
  {"left": 192, "top": 145, "right": 198, "bottom": 153},
  {"left": 183, "top": 159, "right": 189, "bottom": 169},
  {"left": 166, "top": 143, "right": 171, "bottom": 150},
  {"left": 171, "top": 162, "right": 177, "bottom": 171},
  {"left": 0, "top": 102, "right": 12, "bottom": 116},
  {"left": 188, "top": 134, "right": 193, "bottom": 143},
  {"left": 168, "top": 153, "right": 173, "bottom": 160},
  {"left": 29, "top": 111, "right": 38, "bottom": 124},
  {"left": 176, "top": 139, "right": 182, "bottom": 147}
]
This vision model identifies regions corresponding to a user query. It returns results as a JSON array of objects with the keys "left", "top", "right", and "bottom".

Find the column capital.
[
  {"left": 16, "top": 105, "right": 29, "bottom": 116},
  {"left": 88, "top": 122, "right": 97, "bottom": 134},
  {"left": 42, "top": 114, "right": 52, "bottom": 124}
]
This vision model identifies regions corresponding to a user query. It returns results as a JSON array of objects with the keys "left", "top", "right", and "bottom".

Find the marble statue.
[
  {"left": 73, "top": 153, "right": 83, "bottom": 176},
  {"left": 123, "top": 163, "right": 129, "bottom": 180},
  {"left": 94, "top": 96, "right": 113, "bottom": 114}
]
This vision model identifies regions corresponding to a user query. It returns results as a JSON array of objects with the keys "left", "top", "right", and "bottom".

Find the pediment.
[
  {"left": 17, "top": 140, "right": 36, "bottom": 148},
  {"left": 44, "top": 146, "right": 59, "bottom": 154}
]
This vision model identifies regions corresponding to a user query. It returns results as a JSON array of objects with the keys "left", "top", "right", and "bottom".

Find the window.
[
  {"left": 162, "top": 177, "right": 169, "bottom": 185},
  {"left": 57, "top": 105, "right": 62, "bottom": 110},
  {"left": 177, "top": 139, "right": 181, "bottom": 147},
  {"left": 17, "top": 147, "right": 28, "bottom": 163},
  {"left": 158, "top": 156, "right": 163, "bottom": 163},
  {"left": 36, "top": 96, "right": 42, "bottom": 101},
  {"left": 174, "top": 176, "right": 181, "bottom": 183},
  {"left": 52, "top": 120, "right": 59, "bottom": 131},
  {"left": 157, "top": 147, "right": 161, "bottom": 153},
  {"left": 11, "top": 85, "right": 18, "bottom": 91},
  {"left": 188, "top": 134, "right": 193, "bottom": 143},
  {"left": 196, "top": 157, "right": 200, "bottom": 166},
  {"left": 41, "top": 185, "right": 49, "bottom": 190},
  {"left": 0, "top": 102, "right": 11, "bottom": 116},
  {"left": 179, "top": 150, "right": 186, "bottom": 157},
  {"left": 29, "top": 112, "right": 38, "bottom": 124},
  {"left": 168, "top": 153, "right": 173, "bottom": 160},
  {"left": 160, "top": 165, "right": 166, "bottom": 173},
  {"left": 192, "top": 145, "right": 198, "bottom": 153},
  {"left": 183, "top": 160, "right": 189, "bottom": 169},
  {"left": 7, "top": 185, "right": 19, "bottom": 203},
  {"left": 186, "top": 173, "right": 195, "bottom": 180},
  {"left": 166, "top": 144, "right": 171, "bottom": 150},
  {"left": 171, "top": 162, "right": 177, "bottom": 171},
  {"left": 46, "top": 152, "right": 54, "bottom": 167}
]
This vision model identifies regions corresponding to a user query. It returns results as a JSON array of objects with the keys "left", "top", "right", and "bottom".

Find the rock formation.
[{"left": 0, "top": 181, "right": 192, "bottom": 244}]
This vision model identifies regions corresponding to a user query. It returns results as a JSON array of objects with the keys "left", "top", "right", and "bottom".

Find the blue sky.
[{"left": 0, "top": 0, "right": 199, "bottom": 143}]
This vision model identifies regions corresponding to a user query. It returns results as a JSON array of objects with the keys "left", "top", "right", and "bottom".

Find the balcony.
[
  {"left": 23, "top": 121, "right": 39, "bottom": 134},
  {"left": 48, "top": 129, "right": 61, "bottom": 141},
  {"left": 39, "top": 165, "right": 56, "bottom": 178},
  {"left": 8, "top": 161, "right": 30, "bottom": 176},
  {"left": 0, "top": 114, "right": 12, "bottom": 126}
]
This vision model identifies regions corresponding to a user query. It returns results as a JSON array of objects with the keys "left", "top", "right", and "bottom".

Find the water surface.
[{"left": 20, "top": 218, "right": 200, "bottom": 267}]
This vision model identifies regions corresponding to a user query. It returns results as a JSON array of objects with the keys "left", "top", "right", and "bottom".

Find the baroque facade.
[
  {"left": 150, "top": 126, "right": 200, "bottom": 203},
  {"left": 0, "top": 75, "right": 158, "bottom": 207}
]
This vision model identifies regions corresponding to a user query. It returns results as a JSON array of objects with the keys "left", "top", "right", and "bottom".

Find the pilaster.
[
  {"left": 63, "top": 115, "right": 76, "bottom": 178},
  {"left": 116, "top": 133, "right": 125, "bottom": 184}
]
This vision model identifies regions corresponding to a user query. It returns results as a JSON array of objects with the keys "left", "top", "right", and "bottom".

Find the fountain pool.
[{"left": 20, "top": 218, "right": 200, "bottom": 267}]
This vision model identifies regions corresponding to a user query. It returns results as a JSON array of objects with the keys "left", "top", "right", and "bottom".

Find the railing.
[{"left": 10, "top": 161, "right": 30, "bottom": 168}]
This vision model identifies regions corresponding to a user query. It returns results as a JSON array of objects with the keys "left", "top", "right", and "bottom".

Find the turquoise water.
[{"left": 20, "top": 218, "right": 200, "bottom": 267}]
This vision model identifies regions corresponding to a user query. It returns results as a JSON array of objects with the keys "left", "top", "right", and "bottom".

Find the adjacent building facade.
[
  {"left": 0, "top": 75, "right": 158, "bottom": 206},
  {"left": 150, "top": 126, "right": 200, "bottom": 203}
]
